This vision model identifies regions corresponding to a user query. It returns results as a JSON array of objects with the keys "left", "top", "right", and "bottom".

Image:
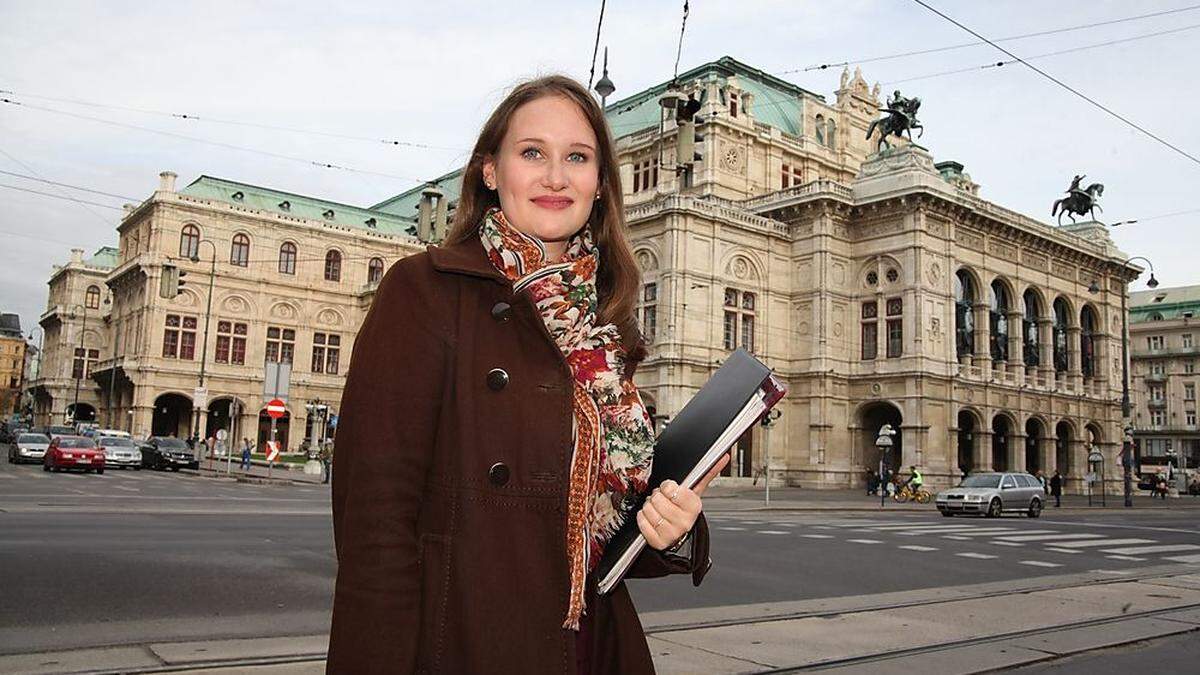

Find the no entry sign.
[{"left": 265, "top": 399, "right": 287, "bottom": 419}]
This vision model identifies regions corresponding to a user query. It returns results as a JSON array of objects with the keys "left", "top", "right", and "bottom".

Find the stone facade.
[
  {"left": 27, "top": 56, "right": 1139, "bottom": 491},
  {"left": 1129, "top": 284, "right": 1200, "bottom": 468},
  {"left": 1, "top": 313, "right": 27, "bottom": 418}
]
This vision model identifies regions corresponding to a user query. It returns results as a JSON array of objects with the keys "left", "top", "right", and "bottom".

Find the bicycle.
[{"left": 894, "top": 484, "right": 933, "bottom": 504}]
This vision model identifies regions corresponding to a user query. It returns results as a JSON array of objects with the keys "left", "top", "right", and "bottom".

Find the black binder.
[{"left": 595, "top": 348, "right": 787, "bottom": 594}]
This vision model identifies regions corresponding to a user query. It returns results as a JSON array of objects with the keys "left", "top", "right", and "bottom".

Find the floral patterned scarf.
[{"left": 479, "top": 207, "right": 655, "bottom": 630}]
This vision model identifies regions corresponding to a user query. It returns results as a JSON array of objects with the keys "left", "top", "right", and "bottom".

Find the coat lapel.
[{"left": 427, "top": 232, "right": 508, "bottom": 284}]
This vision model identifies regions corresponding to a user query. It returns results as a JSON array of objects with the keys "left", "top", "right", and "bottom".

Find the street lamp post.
[
  {"left": 189, "top": 241, "right": 218, "bottom": 455},
  {"left": 760, "top": 409, "right": 782, "bottom": 505},
  {"left": 26, "top": 327, "right": 43, "bottom": 426},
  {"left": 876, "top": 424, "right": 896, "bottom": 508},
  {"left": 1116, "top": 256, "right": 1158, "bottom": 508}
]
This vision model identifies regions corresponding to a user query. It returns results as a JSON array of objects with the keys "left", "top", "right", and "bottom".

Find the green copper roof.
[
  {"left": 181, "top": 176, "right": 417, "bottom": 237},
  {"left": 372, "top": 56, "right": 821, "bottom": 216},
  {"left": 84, "top": 246, "right": 119, "bottom": 269},
  {"left": 1131, "top": 284, "right": 1200, "bottom": 322}
]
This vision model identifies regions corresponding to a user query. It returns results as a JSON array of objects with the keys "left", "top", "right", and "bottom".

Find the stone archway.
[
  {"left": 957, "top": 409, "right": 980, "bottom": 477},
  {"left": 152, "top": 393, "right": 193, "bottom": 438},
  {"left": 992, "top": 413, "right": 1015, "bottom": 471},
  {"left": 1056, "top": 420, "right": 1075, "bottom": 478},
  {"left": 858, "top": 401, "right": 903, "bottom": 480},
  {"left": 67, "top": 402, "right": 97, "bottom": 423},
  {"left": 1025, "top": 417, "right": 1046, "bottom": 475}
]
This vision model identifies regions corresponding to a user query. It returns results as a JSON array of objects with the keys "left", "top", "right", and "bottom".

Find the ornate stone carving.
[
  {"left": 926, "top": 262, "right": 941, "bottom": 285},
  {"left": 318, "top": 309, "right": 342, "bottom": 326},
  {"left": 636, "top": 250, "right": 658, "bottom": 272},
  {"left": 988, "top": 240, "right": 1018, "bottom": 262},
  {"left": 221, "top": 296, "right": 246, "bottom": 313},
  {"left": 958, "top": 228, "right": 985, "bottom": 251},
  {"left": 833, "top": 322, "right": 844, "bottom": 337},
  {"left": 271, "top": 302, "right": 296, "bottom": 319},
  {"left": 721, "top": 143, "right": 746, "bottom": 174}
]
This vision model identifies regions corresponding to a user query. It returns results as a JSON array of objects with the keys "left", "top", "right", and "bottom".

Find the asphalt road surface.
[{"left": 3, "top": 456, "right": 1199, "bottom": 660}]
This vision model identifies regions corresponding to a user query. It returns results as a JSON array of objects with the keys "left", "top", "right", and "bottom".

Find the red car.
[{"left": 43, "top": 435, "right": 105, "bottom": 474}]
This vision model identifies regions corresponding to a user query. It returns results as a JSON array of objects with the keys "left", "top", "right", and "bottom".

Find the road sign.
[
  {"left": 265, "top": 398, "right": 287, "bottom": 419},
  {"left": 193, "top": 387, "right": 208, "bottom": 410},
  {"left": 265, "top": 440, "right": 280, "bottom": 462},
  {"left": 216, "top": 429, "right": 227, "bottom": 441}
]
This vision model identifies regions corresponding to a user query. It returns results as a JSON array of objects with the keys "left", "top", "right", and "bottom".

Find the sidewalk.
[
  {"left": 191, "top": 456, "right": 327, "bottom": 486},
  {"left": 6, "top": 564, "right": 1197, "bottom": 674}
]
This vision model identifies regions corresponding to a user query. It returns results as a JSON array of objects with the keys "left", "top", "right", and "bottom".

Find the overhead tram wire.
[
  {"left": 0, "top": 89, "right": 463, "bottom": 152},
  {"left": 0, "top": 97, "right": 433, "bottom": 184},
  {"left": 0, "top": 145, "right": 118, "bottom": 227},
  {"left": 1110, "top": 207, "right": 1200, "bottom": 226},
  {"left": 0, "top": 169, "right": 141, "bottom": 201},
  {"left": 586, "top": 0, "right": 608, "bottom": 91},
  {"left": 0, "top": 183, "right": 126, "bottom": 210},
  {"left": 789, "top": 2, "right": 1200, "bottom": 73},
  {"left": 908, "top": 0, "right": 1200, "bottom": 168},
  {"left": 882, "top": 22, "right": 1200, "bottom": 86}
]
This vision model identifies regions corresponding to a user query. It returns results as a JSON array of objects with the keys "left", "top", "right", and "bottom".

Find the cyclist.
[{"left": 905, "top": 465, "right": 924, "bottom": 495}]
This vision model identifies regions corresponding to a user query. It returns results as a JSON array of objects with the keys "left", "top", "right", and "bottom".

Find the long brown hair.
[{"left": 444, "top": 75, "right": 645, "bottom": 363}]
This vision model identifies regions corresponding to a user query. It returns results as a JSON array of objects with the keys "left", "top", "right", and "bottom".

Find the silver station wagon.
[{"left": 936, "top": 472, "right": 1046, "bottom": 518}]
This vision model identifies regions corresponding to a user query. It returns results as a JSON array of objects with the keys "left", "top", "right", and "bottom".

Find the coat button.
[
  {"left": 491, "top": 302, "right": 512, "bottom": 322},
  {"left": 486, "top": 368, "right": 509, "bottom": 391},
  {"left": 489, "top": 462, "right": 510, "bottom": 486}
]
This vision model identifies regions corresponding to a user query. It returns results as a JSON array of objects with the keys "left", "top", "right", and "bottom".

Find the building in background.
[
  {"left": 1129, "top": 284, "right": 1200, "bottom": 470},
  {"left": 0, "top": 313, "right": 27, "bottom": 419},
  {"left": 29, "top": 56, "right": 1143, "bottom": 490}
]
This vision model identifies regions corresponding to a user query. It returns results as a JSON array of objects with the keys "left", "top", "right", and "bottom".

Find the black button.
[
  {"left": 486, "top": 368, "right": 509, "bottom": 391},
  {"left": 488, "top": 462, "right": 510, "bottom": 486},
  {"left": 491, "top": 302, "right": 512, "bottom": 322}
]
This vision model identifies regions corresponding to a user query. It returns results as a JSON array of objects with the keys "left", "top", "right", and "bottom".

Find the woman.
[{"left": 327, "top": 75, "right": 728, "bottom": 674}]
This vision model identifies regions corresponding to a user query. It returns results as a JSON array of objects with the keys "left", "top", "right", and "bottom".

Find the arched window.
[
  {"left": 826, "top": 118, "right": 836, "bottom": 148},
  {"left": 989, "top": 280, "right": 1010, "bottom": 361},
  {"left": 85, "top": 285, "right": 101, "bottom": 309},
  {"left": 1081, "top": 306, "right": 1098, "bottom": 378},
  {"left": 230, "top": 233, "right": 250, "bottom": 267},
  {"left": 278, "top": 242, "right": 297, "bottom": 275},
  {"left": 1023, "top": 289, "right": 1041, "bottom": 367},
  {"left": 179, "top": 224, "right": 200, "bottom": 259},
  {"left": 954, "top": 270, "right": 976, "bottom": 359},
  {"left": 324, "top": 250, "right": 342, "bottom": 282},
  {"left": 1053, "top": 298, "right": 1070, "bottom": 373},
  {"left": 815, "top": 114, "right": 826, "bottom": 144},
  {"left": 367, "top": 257, "right": 384, "bottom": 284}
]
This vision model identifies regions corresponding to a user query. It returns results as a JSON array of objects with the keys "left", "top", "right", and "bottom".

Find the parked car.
[
  {"left": 93, "top": 429, "right": 132, "bottom": 440},
  {"left": 936, "top": 472, "right": 1044, "bottom": 518},
  {"left": 140, "top": 436, "right": 198, "bottom": 471},
  {"left": 97, "top": 435, "right": 141, "bottom": 469},
  {"left": 43, "top": 436, "right": 105, "bottom": 474},
  {"left": 8, "top": 432, "right": 51, "bottom": 464},
  {"left": 44, "top": 425, "right": 77, "bottom": 440}
]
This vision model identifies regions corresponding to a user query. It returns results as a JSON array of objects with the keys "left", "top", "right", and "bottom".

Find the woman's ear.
[{"left": 481, "top": 155, "right": 496, "bottom": 189}]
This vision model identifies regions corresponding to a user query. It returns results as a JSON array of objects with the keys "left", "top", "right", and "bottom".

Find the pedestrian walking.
[
  {"left": 1035, "top": 470, "right": 1048, "bottom": 494},
  {"left": 865, "top": 469, "right": 879, "bottom": 496},
  {"left": 1156, "top": 473, "right": 1168, "bottom": 500},
  {"left": 327, "top": 76, "right": 727, "bottom": 674},
  {"left": 1050, "top": 470, "right": 1063, "bottom": 507},
  {"left": 239, "top": 438, "right": 251, "bottom": 472},
  {"left": 319, "top": 441, "right": 332, "bottom": 484}
]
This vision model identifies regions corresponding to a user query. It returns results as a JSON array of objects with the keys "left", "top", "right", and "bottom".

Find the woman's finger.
[{"left": 636, "top": 508, "right": 667, "bottom": 549}]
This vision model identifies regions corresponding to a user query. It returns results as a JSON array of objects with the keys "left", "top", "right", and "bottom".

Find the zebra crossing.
[{"left": 707, "top": 515, "right": 1200, "bottom": 566}]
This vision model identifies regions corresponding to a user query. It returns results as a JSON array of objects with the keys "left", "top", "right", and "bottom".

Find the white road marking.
[
  {"left": 943, "top": 536, "right": 970, "bottom": 540},
  {"left": 758, "top": 530, "right": 789, "bottom": 535},
  {"left": 1050, "top": 538, "right": 1156, "bottom": 549},
  {"left": 898, "top": 545, "right": 938, "bottom": 552},
  {"left": 864, "top": 524, "right": 984, "bottom": 531},
  {"left": 920, "top": 528, "right": 1029, "bottom": 537},
  {"left": 1044, "top": 548, "right": 1082, "bottom": 554},
  {"left": 0, "top": 472, "right": 16, "bottom": 479},
  {"left": 1020, "top": 560, "right": 1062, "bottom": 568},
  {"left": 956, "top": 552, "right": 998, "bottom": 559},
  {"left": 991, "top": 541, "right": 1024, "bottom": 547},
  {"left": 1106, "top": 555, "right": 1147, "bottom": 561},
  {"left": 994, "top": 533, "right": 1102, "bottom": 543},
  {"left": 847, "top": 539, "right": 883, "bottom": 544},
  {"left": 112, "top": 485, "right": 139, "bottom": 493},
  {"left": 800, "top": 534, "right": 834, "bottom": 539},
  {"left": 718, "top": 527, "right": 745, "bottom": 531},
  {"left": 1164, "top": 554, "right": 1200, "bottom": 563},
  {"left": 1102, "top": 544, "right": 1200, "bottom": 555}
]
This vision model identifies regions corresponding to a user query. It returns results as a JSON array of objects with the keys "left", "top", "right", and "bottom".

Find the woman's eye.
[
  {"left": 568, "top": 152, "right": 589, "bottom": 163},
  {"left": 521, "top": 148, "right": 542, "bottom": 160}
]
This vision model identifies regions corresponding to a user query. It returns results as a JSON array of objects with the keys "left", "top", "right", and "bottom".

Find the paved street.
[{"left": 2, "top": 456, "right": 1199, "bottom": 673}]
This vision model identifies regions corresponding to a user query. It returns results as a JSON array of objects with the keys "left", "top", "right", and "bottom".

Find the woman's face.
[{"left": 482, "top": 95, "right": 601, "bottom": 260}]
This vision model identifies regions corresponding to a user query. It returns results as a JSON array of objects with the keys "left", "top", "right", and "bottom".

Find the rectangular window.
[
  {"left": 1184, "top": 334, "right": 1194, "bottom": 349},
  {"left": 215, "top": 320, "right": 247, "bottom": 365},
  {"left": 1148, "top": 335, "right": 1165, "bottom": 350},
  {"left": 887, "top": 319, "right": 903, "bottom": 358},
  {"left": 266, "top": 326, "right": 295, "bottom": 364},
  {"left": 729, "top": 91, "right": 738, "bottom": 118},
  {"left": 1187, "top": 361, "right": 1196, "bottom": 374},
  {"left": 741, "top": 315, "right": 755, "bottom": 353},
  {"left": 162, "top": 314, "right": 196, "bottom": 360},
  {"left": 862, "top": 322, "right": 878, "bottom": 360},
  {"left": 72, "top": 348, "right": 99, "bottom": 379},
  {"left": 721, "top": 288, "right": 757, "bottom": 353},
  {"left": 633, "top": 158, "right": 660, "bottom": 193},
  {"left": 311, "top": 332, "right": 340, "bottom": 374},
  {"left": 1151, "top": 361, "right": 1165, "bottom": 375},
  {"left": 1150, "top": 410, "right": 1166, "bottom": 426},
  {"left": 781, "top": 164, "right": 790, "bottom": 189},
  {"left": 1186, "top": 383, "right": 1196, "bottom": 401},
  {"left": 1150, "top": 384, "right": 1166, "bottom": 401},
  {"left": 1188, "top": 411, "right": 1197, "bottom": 426},
  {"left": 638, "top": 282, "right": 657, "bottom": 344},
  {"left": 723, "top": 311, "right": 737, "bottom": 350}
]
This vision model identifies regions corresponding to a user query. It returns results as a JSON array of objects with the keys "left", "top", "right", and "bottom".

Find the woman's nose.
[{"left": 542, "top": 159, "right": 568, "bottom": 189}]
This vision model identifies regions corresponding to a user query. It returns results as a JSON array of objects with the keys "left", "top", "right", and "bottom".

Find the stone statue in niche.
[{"left": 1051, "top": 174, "right": 1104, "bottom": 224}]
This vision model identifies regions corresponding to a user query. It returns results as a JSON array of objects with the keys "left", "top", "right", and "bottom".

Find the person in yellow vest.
[{"left": 905, "top": 465, "right": 924, "bottom": 493}]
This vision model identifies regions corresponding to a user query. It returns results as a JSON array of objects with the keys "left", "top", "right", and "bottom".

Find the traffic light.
[{"left": 159, "top": 265, "right": 186, "bottom": 298}]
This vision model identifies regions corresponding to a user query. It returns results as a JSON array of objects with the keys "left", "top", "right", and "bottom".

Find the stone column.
[
  {"left": 973, "top": 302, "right": 991, "bottom": 377},
  {"left": 974, "top": 429, "right": 992, "bottom": 472},
  {"left": 1067, "top": 325, "right": 1083, "bottom": 389},
  {"left": 1011, "top": 432, "right": 1027, "bottom": 473},
  {"left": 1007, "top": 310, "right": 1024, "bottom": 376},
  {"left": 1040, "top": 434, "right": 1056, "bottom": 475},
  {"left": 1038, "top": 318, "right": 1054, "bottom": 385}
]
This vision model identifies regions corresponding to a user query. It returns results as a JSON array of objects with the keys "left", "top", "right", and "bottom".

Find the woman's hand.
[{"left": 636, "top": 451, "right": 731, "bottom": 551}]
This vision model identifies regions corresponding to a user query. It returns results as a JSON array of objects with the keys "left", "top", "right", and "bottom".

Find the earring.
[{"left": 595, "top": 192, "right": 601, "bottom": 200}]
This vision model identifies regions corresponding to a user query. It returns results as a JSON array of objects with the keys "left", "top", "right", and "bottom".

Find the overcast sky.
[{"left": 2, "top": 0, "right": 1197, "bottom": 337}]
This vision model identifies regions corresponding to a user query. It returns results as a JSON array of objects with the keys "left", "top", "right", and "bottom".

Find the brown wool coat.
[{"left": 326, "top": 232, "right": 712, "bottom": 674}]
